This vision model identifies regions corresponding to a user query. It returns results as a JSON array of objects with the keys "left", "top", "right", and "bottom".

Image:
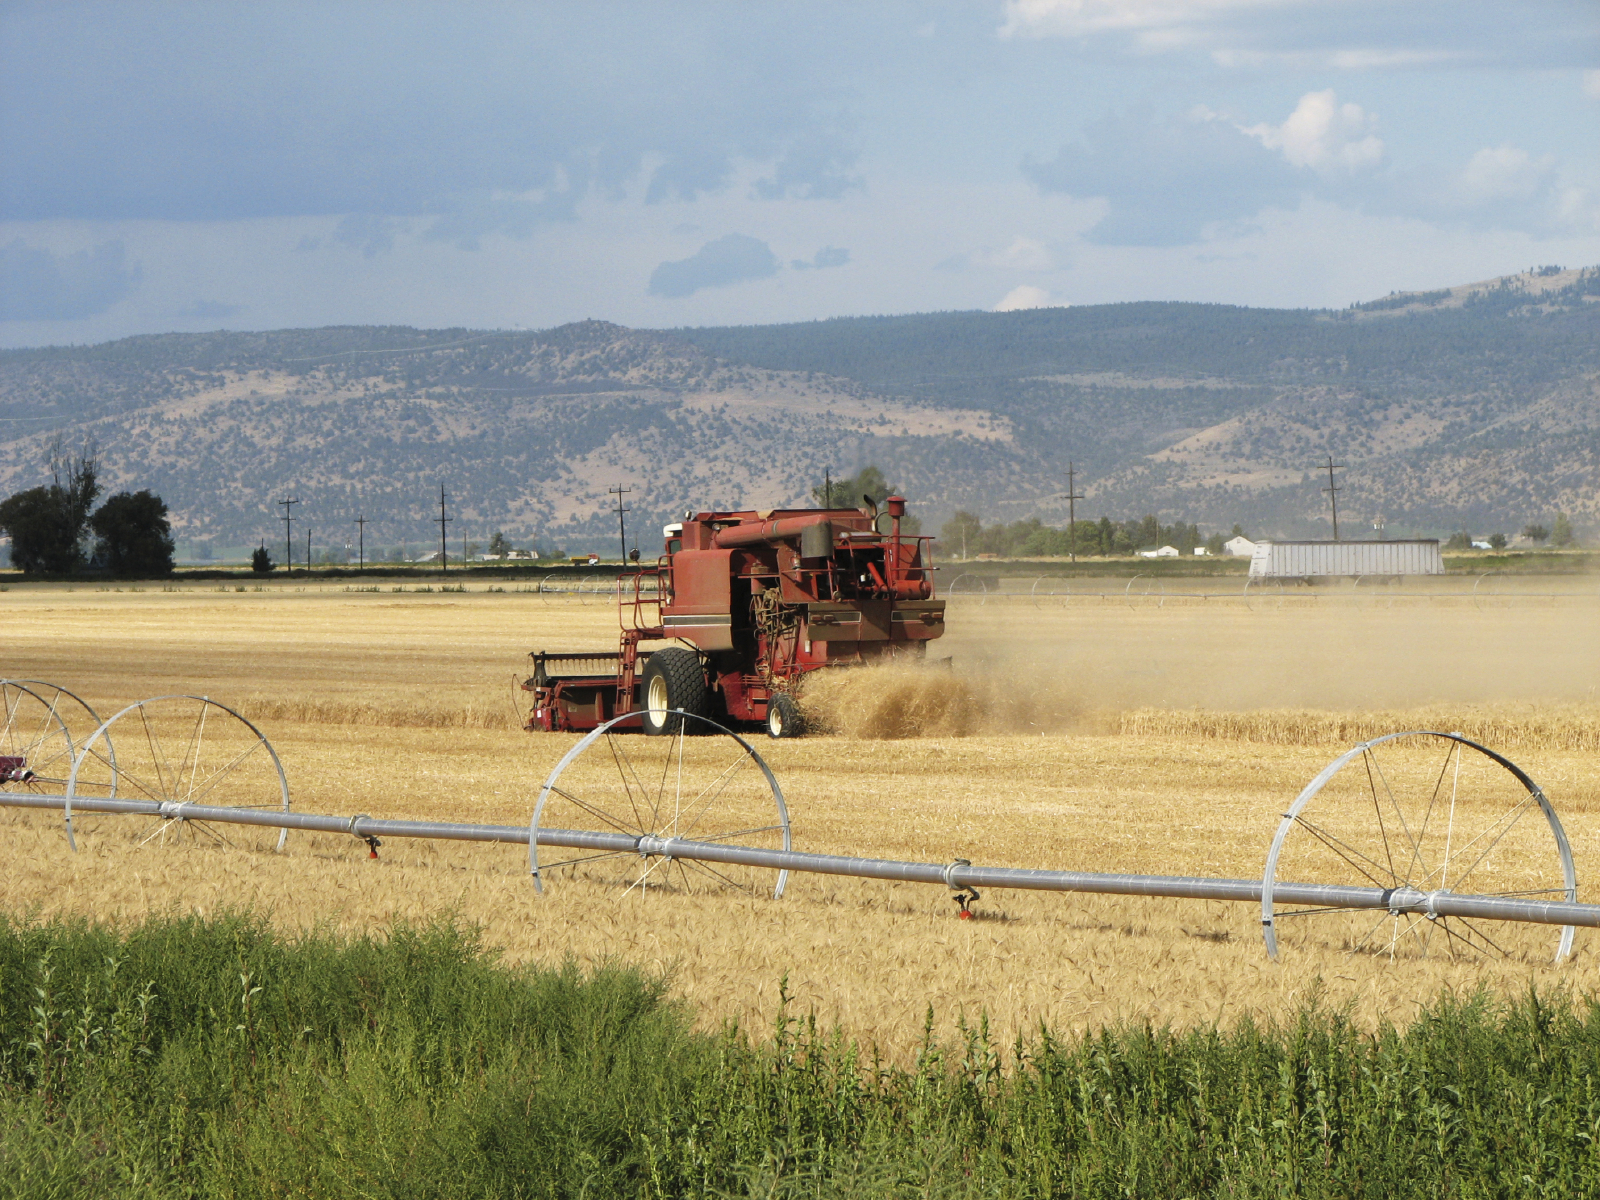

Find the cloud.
[
  {"left": 751, "top": 132, "right": 863, "bottom": 201},
  {"left": 1459, "top": 145, "right": 1553, "bottom": 203},
  {"left": 791, "top": 246, "right": 851, "bottom": 270},
  {"left": 1241, "top": 90, "right": 1383, "bottom": 172},
  {"left": 998, "top": 0, "right": 1578, "bottom": 71},
  {"left": 648, "top": 234, "right": 780, "bottom": 298},
  {"left": 994, "top": 284, "right": 1056, "bottom": 311},
  {"left": 0, "top": 239, "right": 141, "bottom": 321},
  {"left": 0, "top": 7, "right": 863, "bottom": 228},
  {"left": 999, "top": 0, "right": 1286, "bottom": 44},
  {"left": 1584, "top": 70, "right": 1600, "bottom": 100},
  {"left": 333, "top": 214, "right": 403, "bottom": 259},
  {"left": 177, "top": 299, "right": 244, "bottom": 320},
  {"left": 1436, "top": 143, "right": 1596, "bottom": 234},
  {"left": 1024, "top": 107, "right": 1302, "bottom": 245}
]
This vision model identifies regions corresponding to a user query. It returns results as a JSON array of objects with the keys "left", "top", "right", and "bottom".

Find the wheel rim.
[
  {"left": 767, "top": 704, "right": 784, "bottom": 737},
  {"left": 647, "top": 673, "right": 669, "bottom": 724},
  {"left": 65, "top": 696, "right": 290, "bottom": 854},
  {"left": 1262, "top": 731, "right": 1576, "bottom": 962},
  {"left": 530, "top": 709, "right": 791, "bottom": 898}
]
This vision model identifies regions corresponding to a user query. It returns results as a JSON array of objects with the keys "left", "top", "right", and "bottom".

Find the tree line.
[
  {"left": 0, "top": 442, "right": 175, "bottom": 576},
  {"left": 938, "top": 510, "right": 1223, "bottom": 559}
]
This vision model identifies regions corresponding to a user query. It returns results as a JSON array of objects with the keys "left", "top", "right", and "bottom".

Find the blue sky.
[{"left": 2, "top": 0, "right": 1597, "bottom": 347}]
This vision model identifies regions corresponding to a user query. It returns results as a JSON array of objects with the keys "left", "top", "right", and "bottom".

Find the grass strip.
[{"left": 2, "top": 911, "right": 1599, "bottom": 1198}]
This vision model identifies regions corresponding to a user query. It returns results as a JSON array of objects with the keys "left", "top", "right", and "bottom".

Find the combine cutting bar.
[{"left": 7, "top": 792, "right": 1599, "bottom": 931}]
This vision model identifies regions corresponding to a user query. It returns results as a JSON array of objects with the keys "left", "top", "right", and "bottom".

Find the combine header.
[{"left": 523, "top": 496, "right": 945, "bottom": 737}]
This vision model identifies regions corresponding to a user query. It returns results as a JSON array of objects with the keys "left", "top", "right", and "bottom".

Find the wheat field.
[{"left": 5, "top": 578, "right": 1600, "bottom": 1058}]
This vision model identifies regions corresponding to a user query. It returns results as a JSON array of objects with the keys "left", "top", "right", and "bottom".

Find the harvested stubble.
[{"left": 5, "top": 582, "right": 1600, "bottom": 1059}]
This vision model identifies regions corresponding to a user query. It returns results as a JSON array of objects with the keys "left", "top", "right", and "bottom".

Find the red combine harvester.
[{"left": 523, "top": 495, "right": 946, "bottom": 738}]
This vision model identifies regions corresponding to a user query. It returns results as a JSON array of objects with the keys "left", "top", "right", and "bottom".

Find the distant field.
[{"left": 5, "top": 580, "right": 1600, "bottom": 1057}]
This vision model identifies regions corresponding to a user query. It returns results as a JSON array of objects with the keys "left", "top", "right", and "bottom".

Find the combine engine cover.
[{"left": 524, "top": 495, "right": 945, "bottom": 736}]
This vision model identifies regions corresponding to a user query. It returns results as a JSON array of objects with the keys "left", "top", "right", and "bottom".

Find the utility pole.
[
  {"left": 824, "top": 468, "right": 832, "bottom": 508},
  {"left": 355, "top": 515, "right": 367, "bottom": 572},
  {"left": 1322, "top": 456, "right": 1345, "bottom": 540},
  {"left": 277, "top": 497, "right": 299, "bottom": 574},
  {"left": 608, "top": 484, "right": 632, "bottom": 563},
  {"left": 1064, "top": 462, "right": 1085, "bottom": 563},
  {"left": 436, "top": 484, "right": 452, "bottom": 572},
  {"left": 305, "top": 525, "right": 312, "bottom": 572}
]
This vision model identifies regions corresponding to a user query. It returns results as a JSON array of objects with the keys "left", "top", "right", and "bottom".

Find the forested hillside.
[{"left": 1, "top": 266, "right": 1596, "bottom": 556}]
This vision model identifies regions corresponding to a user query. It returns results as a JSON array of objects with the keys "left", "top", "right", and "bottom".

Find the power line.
[
  {"left": 436, "top": 484, "right": 452, "bottom": 573},
  {"left": 1064, "top": 462, "right": 1086, "bottom": 564},
  {"left": 608, "top": 485, "right": 633, "bottom": 563},
  {"left": 1321, "top": 456, "right": 1346, "bottom": 540},
  {"left": 277, "top": 497, "right": 299, "bottom": 574}
]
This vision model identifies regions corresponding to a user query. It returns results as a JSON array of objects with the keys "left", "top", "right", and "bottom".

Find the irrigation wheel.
[
  {"left": 530, "top": 710, "right": 791, "bottom": 898},
  {"left": 64, "top": 695, "right": 289, "bottom": 853},
  {"left": 1262, "top": 732, "right": 1576, "bottom": 962},
  {"left": 0, "top": 681, "right": 90, "bottom": 795}
]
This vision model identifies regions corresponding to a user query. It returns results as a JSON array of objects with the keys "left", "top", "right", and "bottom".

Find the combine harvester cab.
[{"left": 524, "top": 496, "right": 945, "bottom": 737}]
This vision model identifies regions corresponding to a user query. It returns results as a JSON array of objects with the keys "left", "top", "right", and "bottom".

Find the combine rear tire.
[
  {"left": 766, "top": 693, "right": 803, "bottom": 739},
  {"left": 641, "top": 648, "right": 709, "bottom": 736}
]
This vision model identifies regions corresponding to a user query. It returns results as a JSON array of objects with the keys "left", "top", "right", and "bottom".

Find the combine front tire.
[
  {"left": 641, "top": 648, "right": 709, "bottom": 736},
  {"left": 766, "top": 693, "right": 803, "bottom": 739}
]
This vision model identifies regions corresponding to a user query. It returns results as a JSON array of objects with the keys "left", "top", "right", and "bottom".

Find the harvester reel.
[
  {"left": 530, "top": 710, "right": 792, "bottom": 898},
  {"left": 1263, "top": 731, "right": 1576, "bottom": 962},
  {"left": 65, "top": 695, "right": 290, "bottom": 854}
]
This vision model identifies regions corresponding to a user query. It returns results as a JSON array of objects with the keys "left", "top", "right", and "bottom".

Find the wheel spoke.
[
  {"left": 1366, "top": 748, "right": 1428, "bottom": 884},
  {"left": 605, "top": 733, "right": 651, "bottom": 834},
  {"left": 680, "top": 855, "right": 753, "bottom": 893},
  {"left": 180, "top": 739, "right": 265, "bottom": 806},
  {"left": 540, "top": 849, "right": 638, "bottom": 872},
  {"left": 677, "top": 750, "right": 755, "bottom": 840},
  {"left": 1291, "top": 815, "right": 1395, "bottom": 887},
  {"left": 1362, "top": 750, "right": 1400, "bottom": 885},
  {"left": 546, "top": 783, "right": 643, "bottom": 837},
  {"left": 1437, "top": 793, "right": 1538, "bottom": 892}
]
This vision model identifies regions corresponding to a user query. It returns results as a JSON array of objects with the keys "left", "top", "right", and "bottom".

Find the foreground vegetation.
[{"left": 4, "top": 912, "right": 1600, "bottom": 1198}]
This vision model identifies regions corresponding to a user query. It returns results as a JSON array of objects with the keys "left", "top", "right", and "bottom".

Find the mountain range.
[{"left": 1, "top": 264, "right": 1596, "bottom": 556}]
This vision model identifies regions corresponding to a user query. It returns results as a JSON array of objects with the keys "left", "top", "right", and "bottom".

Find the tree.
[
  {"left": 940, "top": 511, "right": 981, "bottom": 560},
  {"left": 1205, "top": 532, "right": 1225, "bottom": 555},
  {"left": 0, "top": 442, "right": 101, "bottom": 574},
  {"left": 488, "top": 530, "right": 510, "bottom": 556},
  {"left": 811, "top": 465, "right": 894, "bottom": 509},
  {"left": 252, "top": 542, "right": 274, "bottom": 574},
  {"left": 90, "top": 491, "right": 175, "bottom": 576},
  {"left": 1552, "top": 512, "right": 1575, "bottom": 547},
  {"left": 1489, "top": 532, "right": 1508, "bottom": 550},
  {"left": 1231, "top": 524, "right": 1246, "bottom": 538},
  {"left": 1522, "top": 523, "right": 1550, "bottom": 544},
  {"left": 1444, "top": 532, "right": 1472, "bottom": 550}
]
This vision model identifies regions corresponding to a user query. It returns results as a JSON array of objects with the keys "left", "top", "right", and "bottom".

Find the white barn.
[
  {"left": 1248, "top": 539, "right": 1444, "bottom": 578},
  {"left": 1222, "top": 535, "right": 1256, "bottom": 557}
]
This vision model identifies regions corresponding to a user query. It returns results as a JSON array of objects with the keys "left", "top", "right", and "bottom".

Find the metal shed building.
[{"left": 1248, "top": 539, "right": 1444, "bottom": 578}]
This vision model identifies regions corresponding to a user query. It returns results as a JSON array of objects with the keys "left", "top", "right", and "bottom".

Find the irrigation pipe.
[{"left": 6, "top": 791, "right": 1599, "bottom": 932}]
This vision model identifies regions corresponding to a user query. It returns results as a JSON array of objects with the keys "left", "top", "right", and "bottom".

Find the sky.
[{"left": 1, "top": 0, "right": 1597, "bottom": 348}]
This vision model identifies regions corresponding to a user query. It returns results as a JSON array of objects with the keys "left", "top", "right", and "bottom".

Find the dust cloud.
[{"left": 803, "top": 589, "right": 1600, "bottom": 739}]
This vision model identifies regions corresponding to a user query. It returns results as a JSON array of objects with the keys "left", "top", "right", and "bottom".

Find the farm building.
[
  {"left": 1248, "top": 539, "right": 1444, "bottom": 578},
  {"left": 1223, "top": 535, "right": 1256, "bottom": 557}
]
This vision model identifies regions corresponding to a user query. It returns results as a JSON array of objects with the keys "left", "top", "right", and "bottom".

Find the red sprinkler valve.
[{"left": 943, "top": 858, "right": 979, "bottom": 918}]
